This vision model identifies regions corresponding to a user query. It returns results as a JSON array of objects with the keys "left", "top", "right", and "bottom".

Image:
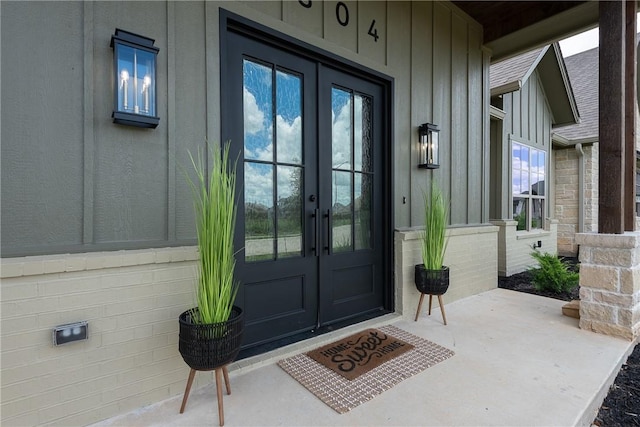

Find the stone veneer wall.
[
  {"left": 584, "top": 144, "right": 599, "bottom": 234},
  {"left": 1, "top": 247, "right": 206, "bottom": 426},
  {"left": 490, "top": 219, "right": 558, "bottom": 276},
  {"left": 554, "top": 144, "right": 599, "bottom": 257},
  {"left": 395, "top": 225, "right": 498, "bottom": 319},
  {"left": 576, "top": 232, "right": 640, "bottom": 340},
  {"left": 555, "top": 148, "right": 580, "bottom": 255}
]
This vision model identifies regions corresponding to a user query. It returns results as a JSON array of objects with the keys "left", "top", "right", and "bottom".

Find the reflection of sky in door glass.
[
  {"left": 332, "top": 88, "right": 352, "bottom": 170},
  {"left": 243, "top": 59, "right": 304, "bottom": 207},
  {"left": 276, "top": 71, "right": 302, "bottom": 164},
  {"left": 243, "top": 60, "right": 273, "bottom": 162}
]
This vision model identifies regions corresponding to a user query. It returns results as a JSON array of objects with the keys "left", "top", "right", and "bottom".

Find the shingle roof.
[
  {"left": 490, "top": 47, "right": 546, "bottom": 93},
  {"left": 554, "top": 47, "right": 599, "bottom": 141},
  {"left": 490, "top": 44, "right": 579, "bottom": 127}
]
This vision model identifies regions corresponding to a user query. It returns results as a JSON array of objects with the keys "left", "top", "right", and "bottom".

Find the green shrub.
[{"left": 529, "top": 252, "right": 579, "bottom": 294}]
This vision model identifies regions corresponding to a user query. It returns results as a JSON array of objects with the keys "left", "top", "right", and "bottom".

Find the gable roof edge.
[
  {"left": 551, "top": 43, "right": 580, "bottom": 125},
  {"left": 520, "top": 45, "right": 550, "bottom": 87}
]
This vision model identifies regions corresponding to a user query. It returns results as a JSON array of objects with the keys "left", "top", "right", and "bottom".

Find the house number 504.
[{"left": 298, "top": 0, "right": 379, "bottom": 42}]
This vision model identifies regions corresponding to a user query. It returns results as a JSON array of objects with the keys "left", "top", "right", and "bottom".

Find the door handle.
[
  {"left": 311, "top": 209, "right": 320, "bottom": 257},
  {"left": 324, "top": 209, "right": 331, "bottom": 254}
]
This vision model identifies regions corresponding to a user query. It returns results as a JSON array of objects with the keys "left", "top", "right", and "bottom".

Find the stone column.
[{"left": 575, "top": 232, "right": 640, "bottom": 340}]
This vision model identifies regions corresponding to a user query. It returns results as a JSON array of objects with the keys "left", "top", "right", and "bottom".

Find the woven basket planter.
[
  {"left": 415, "top": 265, "right": 450, "bottom": 295},
  {"left": 179, "top": 306, "right": 244, "bottom": 371}
]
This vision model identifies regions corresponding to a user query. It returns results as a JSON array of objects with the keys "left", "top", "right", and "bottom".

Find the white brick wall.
[
  {"left": 491, "top": 219, "right": 558, "bottom": 276},
  {"left": 2, "top": 228, "right": 501, "bottom": 425},
  {"left": 395, "top": 225, "right": 499, "bottom": 320},
  {"left": 0, "top": 247, "right": 217, "bottom": 426}
]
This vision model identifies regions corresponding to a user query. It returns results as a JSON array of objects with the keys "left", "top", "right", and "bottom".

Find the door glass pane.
[
  {"left": 245, "top": 163, "right": 274, "bottom": 261},
  {"left": 354, "top": 172, "right": 372, "bottom": 250},
  {"left": 276, "top": 70, "right": 302, "bottom": 165},
  {"left": 354, "top": 94, "right": 372, "bottom": 172},
  {"left": 333, "top": 170, "right": 352, "bottom": 252},
  {"left": 243, "top": 59, "right": 273, "bottom": 161},
  {"left": 332, "top": 88, "right": 352, "bottom": 170},
  {"left": 277, "top": 165, "right": 302, "bottom": 258}
]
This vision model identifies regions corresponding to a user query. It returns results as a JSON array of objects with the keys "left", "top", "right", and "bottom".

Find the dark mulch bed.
[
  {"left": 594, "top": 345, "right": 640, "bottom": 426},
  {"left": 497, "top": 256, "right": 580, "bottom": 302},
  {"left": 498, "top": 268, "right": 580, "bottom": 301},
  {"left": 497, "top": 257, "right": 640, "bottom": 425}
]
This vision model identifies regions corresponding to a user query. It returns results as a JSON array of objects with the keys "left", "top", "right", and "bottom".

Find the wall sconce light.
[
  {"left": 53, "top": 321, "right": 88, "bottom": 346},
  {"left": 418, "top": 123, "right": 440, "bottom": 169},
  {"left": 111, "top": 29, "right": 159, "bottom": 128}
]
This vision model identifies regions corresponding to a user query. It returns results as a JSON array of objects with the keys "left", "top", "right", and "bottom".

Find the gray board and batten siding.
[{"left": 1, "top": 1, "right": 489, "bottom": 257}]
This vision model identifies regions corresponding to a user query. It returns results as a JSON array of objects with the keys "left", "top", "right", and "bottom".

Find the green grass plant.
[
  {"left": 187, "top": 142, "right": 239, "bottom": 325},
  {"left": 420, "top": 179, "right": 449, "bottom": 270},
  {"left": 529, "top": 251, "right": 579, "bottom": 294}
]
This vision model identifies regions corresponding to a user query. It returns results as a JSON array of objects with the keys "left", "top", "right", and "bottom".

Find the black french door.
[{"left": 224, "top": 29, "right": 387, "bottom": 349}]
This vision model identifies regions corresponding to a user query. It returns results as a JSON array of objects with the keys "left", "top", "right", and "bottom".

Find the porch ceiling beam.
[{"left": 598, "top": 0, "right": 626, "bottom": 234}]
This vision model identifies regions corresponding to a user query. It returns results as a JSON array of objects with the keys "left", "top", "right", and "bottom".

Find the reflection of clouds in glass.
[
  {"left": 354, "top": 95, "right": 363, "bottom": 171},
  {"left": 243, "top": 88, "right": 264, "bottom": 136},
  {"left": 332, "top": 90, "right": 352, "bottom": 169},
  {"left": 277, "top": 115, "right": 302, "bottom": 164},
  {"left": 276, "top": 70, "right": 302, "bottom": 164},
  {"left": 243, "top": 60, "right": 273, "bottom": 161},
  {"left": 512, "top": 157, "right": 525, "bottom": 170},
  {"left": 512, "top": 175, "right": 521, "bottom": 194},
  {"left": 245, "top": 163, "right": 273, "bottom": 207},
  {"left": 243, "top": 88, "right": 273, "bottom": 161},
  {"left": 512, "top": 143, "right": 545, "bottom": 194}
]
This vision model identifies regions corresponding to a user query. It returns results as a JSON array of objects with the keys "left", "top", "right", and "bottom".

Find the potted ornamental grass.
[
  {"left": 179, "top": 141, "right": 244, "bottom": 371},
  {"left": 414, "top": 179, "right": 450, "bottom": 323}
]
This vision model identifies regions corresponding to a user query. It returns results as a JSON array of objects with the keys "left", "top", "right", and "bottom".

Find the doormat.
[
  {"left": 277, "top": 325, "right": 454, "bottom": 414},
  {"left": 306, "top": 328, "right": 414, "bottom": 380}
]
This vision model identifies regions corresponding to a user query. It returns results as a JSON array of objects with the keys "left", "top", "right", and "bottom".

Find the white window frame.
[{"left": 511, "top": 140, "right": 546, "bottom": 231}]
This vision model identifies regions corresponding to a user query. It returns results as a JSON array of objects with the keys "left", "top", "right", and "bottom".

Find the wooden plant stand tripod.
[
  {"left": 180, "top": 365, "right": 231, "bottom": 426},
  {"left": 414, "top": 293, "right": 447, "bottom": 325}
]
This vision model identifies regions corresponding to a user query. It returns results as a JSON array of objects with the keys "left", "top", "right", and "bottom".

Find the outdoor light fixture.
[
  {"left": 53, "top": 321, "right": 88, "bottom": 346},
  {"left": 111, "top": 29, "right": 159, "bottom": 128},
  {"left": 418, "top": 123, "right": 440, "bottom": 169}
]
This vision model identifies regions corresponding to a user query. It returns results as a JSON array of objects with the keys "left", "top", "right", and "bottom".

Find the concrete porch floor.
[{"left": 92, "top": 289, "right": 635, "bottom": 426}]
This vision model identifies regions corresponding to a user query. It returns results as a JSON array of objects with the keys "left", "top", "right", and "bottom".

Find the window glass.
[{"left": 512, "top": 142, "right": 545, "bottom": 230}]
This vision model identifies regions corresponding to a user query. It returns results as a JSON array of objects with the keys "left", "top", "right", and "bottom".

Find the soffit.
[{"left": 452, "top": 1, "right": 599, "bottom": 61}]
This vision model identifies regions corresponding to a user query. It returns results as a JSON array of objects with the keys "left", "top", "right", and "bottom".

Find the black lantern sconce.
[
  {"left": 110, "top": 29, "right": 159, "bottom": 128},
  {"left": 418, "top": 123, "right": 440, "bottom": 169}
]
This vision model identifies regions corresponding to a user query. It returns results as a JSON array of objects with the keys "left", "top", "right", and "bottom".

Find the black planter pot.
[
  {"left": 415, "top": 264, "right": 450, "bottom": 295},
  {"left": 178, "top": 306, "right": 244, "bottom": 371}
]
